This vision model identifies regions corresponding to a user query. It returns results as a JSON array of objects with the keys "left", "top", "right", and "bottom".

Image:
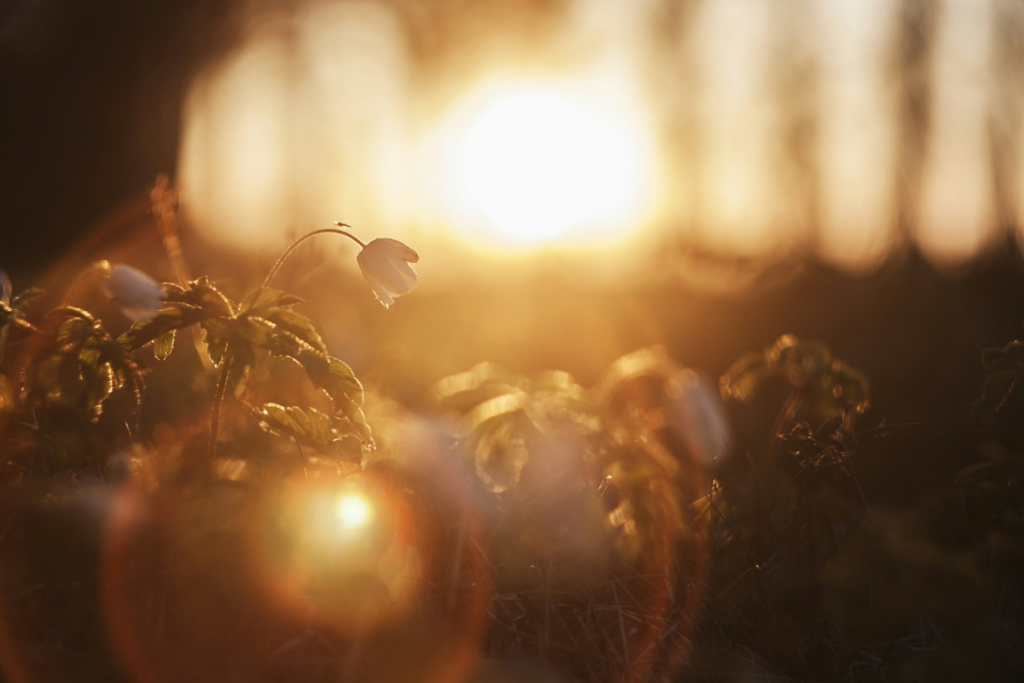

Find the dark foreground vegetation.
[{"left": 1, "top": 191, "right": 1024, "bottom": 683}]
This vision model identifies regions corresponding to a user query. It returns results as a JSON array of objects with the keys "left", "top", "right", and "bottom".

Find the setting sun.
[
  {"left": 444, "top": 87, "right": 655, "bottom": 246},
  {"left": 337, "top": 494, "right": 372, "bottom": 529}
]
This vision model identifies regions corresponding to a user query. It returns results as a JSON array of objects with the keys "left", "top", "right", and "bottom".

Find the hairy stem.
[
  {"left": 150, "top": 175, "right": 213, "bottom": 373},
  {"left": 208, "top": 346, "right": 233, "bottom": 463},
  {"left": 261, "top": 224, "right": 365, "bottom": 289},
  {"left": 150, "top": 175, "right": 193, "bottom": 288}
]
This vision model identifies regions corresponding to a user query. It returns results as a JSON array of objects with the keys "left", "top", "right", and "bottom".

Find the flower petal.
[
  {"left": 374, "top": 238, "right": 419, "bottom": 264},
  {"left": 357, "top": 238, "right": 419, "bottom": 303},
  {"left": 102, "top": 264, "right": 163, "bottom": 321},
  {"left": 374, "top": 257, "right": 418, "bottom": 295},
  {"left": 357, "top": 258, "right": 395, "bottom": 308}
]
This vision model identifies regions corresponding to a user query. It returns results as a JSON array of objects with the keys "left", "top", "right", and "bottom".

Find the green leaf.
[
  {"left": 10, "top": 287, "right": 44, "bottom": 311},
  {"left": 252, "top": 402, "right": 336, "bottom": 453},
  {"left": 79, "top": 344, "right": 102, "bottom": 367},
  {"left": 293, "top": 348, "right": 364, "bottom": 407},
  {"left": 200, "top": 317, "right": 231, "bottom": 364},
  {"left": 153, "top": 329, "right": 175, "bottom": 361},
  {"left": 340, "top": 402, "right": 373, "bottom": 444},
  {"left": 239, "top": 287, "right": 304, "bottom": 313},
  {"left": 205, "top": 336, "right": 227, "bottom": 366},
  {"left": 257, "top": 308, "right": 327, "bottom": 353},
  {"left": 232, "top": 317, "right": 298, "bottom": 356},
  {"left": 81, "top": 361, "right": 115, "bottom": 415},
  {"left": 52, "top": 306, "right": 95, "bottom": 322},
  {"left": 55, "top": 316, "right": 94, "bottom": 348},
  {"left": 120, "top": 306, "right": 208, "bottom": 351},
  {"left": 235, "top": 317, "right": 276, "bottom": 348},
  {"left": 328, "top": 357, "right": 363, "bottom": 404},
  {"left": 162, "top": 276, "right": 236, "bottom": 317}
]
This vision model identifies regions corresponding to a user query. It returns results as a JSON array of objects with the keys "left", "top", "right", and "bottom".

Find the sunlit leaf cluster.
[
  {"left": 26, "top": 307, "right": 144, "bottom": 419},
  {"left": 434, "top": 348, "right": 711, "bottom": 579},
  {"left": 721, "top": 333, "right": 871, "bottom": 429},
  {"left": 121, "top": 277, "right": 371, "bottom": 450}
]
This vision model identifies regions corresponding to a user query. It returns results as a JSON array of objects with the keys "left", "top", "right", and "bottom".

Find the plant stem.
[
  {"left": 764, "top": 390, "right": 802, "bottom": 474},
  {"left": 210, "top": 224, "right": 363, "bottom": 463},
  {"left": 208, "top": 346, "right": 232, "bottom": 463},
  {"left": 61, "top": 261, "right": 111, "bottom": 307},
  {"left": 150, "top": 175, "right": 193, "bottom": 287},
  {"left": 150, "top": 175, "right": 213, "bottom": 373},
  {"left": 33, "top": 398, "right": 49, "bottom": 475},
  {"left": 261, "top": 225, "right": 365, "bottom": 289}
]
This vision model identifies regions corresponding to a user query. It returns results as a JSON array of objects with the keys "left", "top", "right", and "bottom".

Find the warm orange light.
[
  {"left": 443, "top": 87, "right": 656, "bottom": 247},
  {"left": 337, "top": 493, "right": 372, "bottom": 529}
]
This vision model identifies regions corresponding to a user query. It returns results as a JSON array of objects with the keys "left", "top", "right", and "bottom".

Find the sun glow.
[
  {"left": 337, "top": 493, "right": 372, "bottom": 529},
  {"left": 443, "top": 87, "right": 656, "bottom": 247}
]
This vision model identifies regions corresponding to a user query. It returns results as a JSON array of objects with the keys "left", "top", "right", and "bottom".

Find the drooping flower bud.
[
  {"left": 356, "top": 238, "right": 419, "bottom": 308},
  {"left": 102, "top": 264, "right": 163, "bottom": 321}
]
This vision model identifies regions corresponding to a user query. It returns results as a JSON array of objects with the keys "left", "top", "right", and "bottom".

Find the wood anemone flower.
[
  {"left": 102, "top": 264, "right": 163, "bottom": 321},
  {"left": 356, "top": 238, "right": 420, "bottom": 308}
]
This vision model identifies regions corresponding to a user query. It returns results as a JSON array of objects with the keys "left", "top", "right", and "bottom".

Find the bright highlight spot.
[
  {"left": 337, "top": 494, "right": 372, "bottom": 529},
  {"left": 447, "top": 88, "right": 653, "bottom": 246}
]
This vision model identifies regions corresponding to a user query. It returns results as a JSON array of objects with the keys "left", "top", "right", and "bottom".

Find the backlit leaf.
[
  {"left": 252, "top": 402, "right": 336, "bottom": 453},
  {"left": 120, "top": 306, "right": 207, "bottom": 351},
  {"left": 239, "top": 287, "right": 304, "bottom": 313},
  {"left": 258, "top": 308, "right": 326, "bottom": 353},
  {"left": 10, "top": 287, "right": 44, "bottom": 311},
  {"left": 153, "top": 329, "right": 175, "bottom": 361}
]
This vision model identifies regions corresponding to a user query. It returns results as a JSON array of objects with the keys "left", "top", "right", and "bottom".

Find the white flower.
[
  {"left": 102, "top": 264, "right": 163, "bottom": 321},
  {"left": 356, "top": 238, "right": 419, "bottom": 308}
]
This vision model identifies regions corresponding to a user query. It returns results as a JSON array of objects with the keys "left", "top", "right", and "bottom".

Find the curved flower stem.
[
  {"left": 261, "top": 225, "right": 365, "bottom": 289},
  {"left": 208, "top": 345, "right": 233, "bottom": 463},
  {"left": 61, "top": 261, "right": 112, "bottom": 307}
]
